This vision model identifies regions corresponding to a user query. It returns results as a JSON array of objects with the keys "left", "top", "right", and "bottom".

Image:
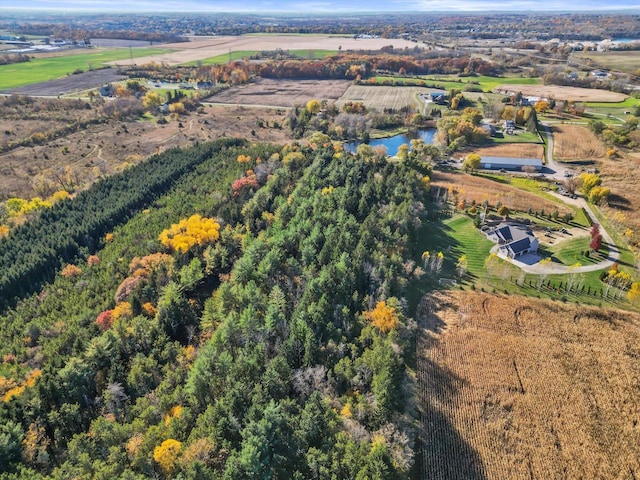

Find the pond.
[{"left": 344, "top": 129, "right": 436, "bottom": 156}]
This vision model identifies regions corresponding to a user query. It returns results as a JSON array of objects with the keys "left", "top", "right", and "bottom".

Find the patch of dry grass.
[
  {"left": 418, "top": 291, "right": 640, "bottom": 480},
  {"left": 553, "top": 124, "right": 606, "bottom": 160},
  {"left": 430, "top": 170, "right": 569, "bottom": 214},
  {"left": 470, "top": 143, "right": 544, "bottom": 159}
]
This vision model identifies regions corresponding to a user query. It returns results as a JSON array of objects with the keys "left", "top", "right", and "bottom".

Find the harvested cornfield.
[
  {"left": 418, "top": 291, "right": 640, "bottom": 480},
  {"left": 553, "top": 124, "right": 606, "bottom": 160}
]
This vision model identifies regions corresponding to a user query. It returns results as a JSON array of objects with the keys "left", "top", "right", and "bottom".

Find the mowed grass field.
[
  {"left": 336, "top": 84, "right": 427, "bottom": 110},
  {"left": 421, "top": 74, "right": 541, "bottom": 92},
  {"left": 0, "top": 48, "right": 173, "bottom": 90},
  {"left": 418, "top": 291, "right": 640, "bottom": 479}
]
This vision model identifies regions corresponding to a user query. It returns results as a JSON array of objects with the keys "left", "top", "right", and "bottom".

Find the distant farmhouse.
[
  {"left": 430, "top": 92, "right": 447, "bottom": 105},
  {"left": 480, "top": 156, "right": 543, "bottom": 172},
  {"left": 487, "top": 223, "right": 539, "bottom": 259}
]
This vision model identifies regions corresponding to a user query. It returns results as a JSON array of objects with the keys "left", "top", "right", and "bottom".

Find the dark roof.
[
  {"left": 505, "top": 237, "right": 532, "bottom": 255},
  {"left": 495, "top": 225, "right": 513, "bottom": 241}
]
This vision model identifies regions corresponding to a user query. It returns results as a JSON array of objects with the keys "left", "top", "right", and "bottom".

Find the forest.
[{"left": 0, "top": 137, "right": 430, "bottom": 478}]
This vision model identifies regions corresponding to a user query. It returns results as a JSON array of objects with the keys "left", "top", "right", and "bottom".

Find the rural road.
[{"left": 541, "top": 124, "right": 565, "bottom": 180}]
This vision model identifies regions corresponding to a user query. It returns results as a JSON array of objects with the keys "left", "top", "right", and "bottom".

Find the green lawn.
[
  {"left": 544, "top": 236, "right": 607, "bottom": 266},
  {"left": 419, "top": 74, "right": 541, "bottom": 92},
  {"left": 0, "top": 48, "right": 173, "bottom": 90},
  {"left": 491, "top": 130, "right": 542, "bottom": 144},
  {"left": 585, "top": 97, "right": 640, "bottom": 108},
  {"left": 408, "top": 213, "right": 494, "bottom": 311},
  {"left": 408, "top": 211, "right": 633, "bottom": 310}
]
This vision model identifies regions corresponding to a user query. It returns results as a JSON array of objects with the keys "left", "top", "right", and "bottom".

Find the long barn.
[{"left": 480, "top": 156, "right": 543, "bottom": 172}]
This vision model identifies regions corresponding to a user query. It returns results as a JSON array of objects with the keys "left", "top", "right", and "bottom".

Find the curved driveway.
[{"left": 493, "top": 125, "right": 620, "bottom": 275}]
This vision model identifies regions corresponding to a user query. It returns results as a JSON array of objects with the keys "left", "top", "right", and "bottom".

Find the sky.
[{"left": 1, "top": 0, "right": 639, "bottom": 13}]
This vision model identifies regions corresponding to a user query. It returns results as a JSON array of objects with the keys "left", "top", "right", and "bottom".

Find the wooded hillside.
[{"left": 0, "top": 138, "right": 429, "bottom": 478}]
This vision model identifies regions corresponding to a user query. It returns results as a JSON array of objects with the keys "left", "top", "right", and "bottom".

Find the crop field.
[
  {"left": 207, "top": 78, "right": 351, "bottom": 107},
  {"left": 552, "top": 124, "right": 606, "bottom": 160},
  {"left": 0, "top": 48, "right": 172, "bottom": 90},
  {"left": 430, "top": 171, "right": 571, "bottom": 215},
  {"left": 418, "top": 291, "right": 640, "bottom": 480},
  {"left": 336, "top": 84, "right": 427, "bottom": 110},
  {"left": 105, "top": 34, "right": 418, "bottom": 67},
  {"left": 573, "top": 50, "right": 640, "bottom": 74},
  {"left": 494, "top": 84, "right": 628, "bottom": 102}
]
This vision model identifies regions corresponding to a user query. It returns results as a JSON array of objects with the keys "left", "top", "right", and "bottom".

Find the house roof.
[
  {"left": 490, "top": 223, "right": 536, "bottom": 255},
  {"left": 504, "top": 237, "right": 532, "bottom": 256}
]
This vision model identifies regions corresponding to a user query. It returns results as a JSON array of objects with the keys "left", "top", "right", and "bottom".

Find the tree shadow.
[{"left": 416, "top": 294, "right": 489, "bottom": 480}]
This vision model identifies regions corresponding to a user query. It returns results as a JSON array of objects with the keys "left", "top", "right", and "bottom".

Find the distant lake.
[{"left": 344, "top": 129, "right": 436, "bottom": 156}]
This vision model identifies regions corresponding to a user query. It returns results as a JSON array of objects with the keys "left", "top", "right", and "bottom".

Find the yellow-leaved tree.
[
  {"left": 159, "top": 214, "right": 220, "bottom": 253},
  {"left": 153, "top": 439, "right": 182, "bottom": 475},
  {"left": 364, "top": 300, "right": 400, "bottom": 333}
]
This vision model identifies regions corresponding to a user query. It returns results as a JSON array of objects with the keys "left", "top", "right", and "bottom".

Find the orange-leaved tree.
[
  {"left": 159, "top": 214, "right": 220, "bottom": 253},
  {"left": 364, "top": 300, "right": 400, "bottom": 333}
]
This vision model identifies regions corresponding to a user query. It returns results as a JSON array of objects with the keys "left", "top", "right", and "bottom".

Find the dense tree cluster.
[{"left": 0, "top": 137, "right": 428, "bottom": 478}]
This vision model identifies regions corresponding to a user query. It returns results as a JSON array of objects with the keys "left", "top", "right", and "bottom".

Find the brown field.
[
  {"left": 553, "top": 124, "right": 606, "bottom": 160},
  {"left": 573, "top": 50, "right": 640, "bottom": 74},
  {"left": 430, "top": 171, "right": 571, "bottom": 215},
  {"left": 494, "top": 84, "right": 628, "bottom": 102},
  {"left": 336, "top": 84, "right": 427, "bottom": 110},
  {"left": 208, "top": 78, "right": 351, "bottom": 107},
  {"left": 418, "top": 291, "right": 640, "bottom": 479},
  {"left": 469, "top": 143, "right": 544, "bottom": 159},
  {"left": 107, "top": 35, "right": 419, "bottom": 67},
  {"left": 0, "top": 103, "right": 289, "bottom": 199}
]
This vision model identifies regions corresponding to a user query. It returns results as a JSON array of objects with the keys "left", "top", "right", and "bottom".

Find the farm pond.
[{"left": 344, "top": 128, "right": 436, "bottom": 156}]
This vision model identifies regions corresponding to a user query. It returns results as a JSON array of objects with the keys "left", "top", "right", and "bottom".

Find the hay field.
[
  {"left": 573, "top": 50, "right": 640, "bottom": 74},
  {"left": 553, "top": 124, "right": 606, "bottom": 160},
  {"left": 494, "top": 84, "right": 628, "bottom": 102},
  {"left": 430, "top": 171, "right": 570, "bottom": 214},
  {"left": 336, "top": 84, "right": 427, "bottom": 111},
  {"left": 418, "top": 291, "right": 640, "bottom": 480},
  {"left": 107, "top": 35, "right": 419, "bottom": 67},
  {"left": 470, "top": 143, "right": 544, "bottom": 159}
]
